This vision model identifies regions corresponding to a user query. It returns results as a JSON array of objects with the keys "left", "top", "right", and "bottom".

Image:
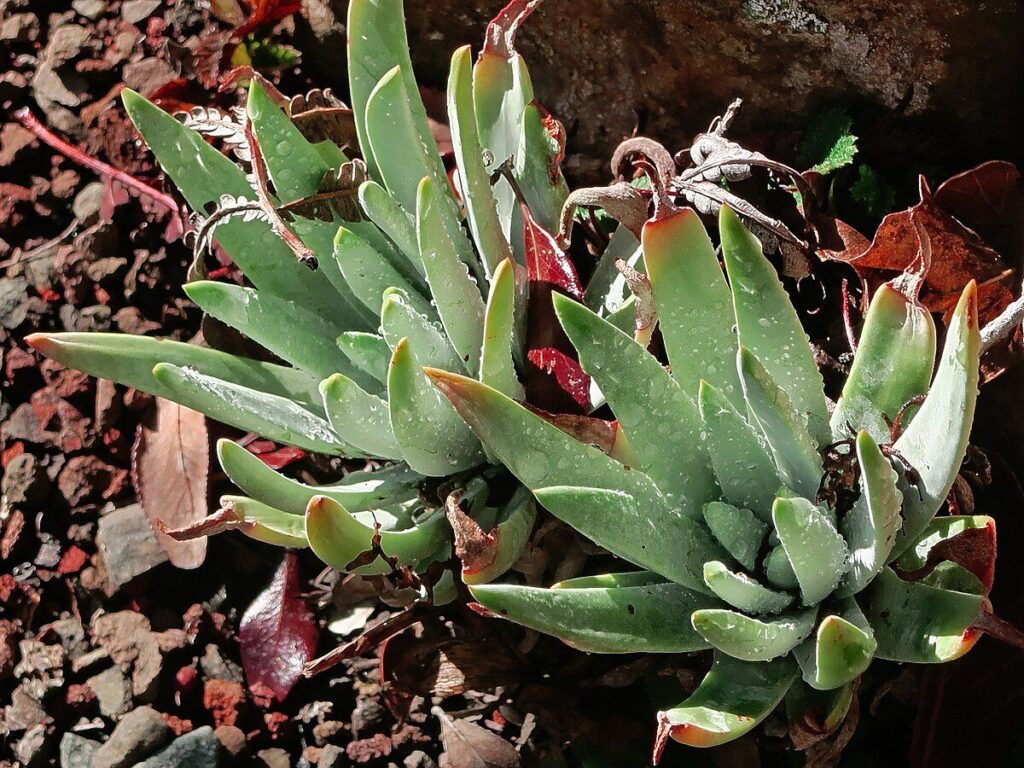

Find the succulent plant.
[
  {"left": 26, "top": 0, "right": 573, "bottom": 583},
  {"left": 426, "top": 199, "right": 994, "bottom": 757}
]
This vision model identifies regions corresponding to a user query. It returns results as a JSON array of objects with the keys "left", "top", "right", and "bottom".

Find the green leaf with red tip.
[
  {"left": 347, "top": 0, "right": 436, "bottom": 182},
  {"left": 357, "top": 180, "right": 423, "bottom": 275},
  {"left": 702, "top": 561, "right": 793, "bottom": 614},
  {"left": 739, "top": 348, "right": 823, "bottom": 500},
  {"left": 448, "top": 45, "right": 512, "bottom": 279},
  {"left": 183, "top": 281, "right": 369, "bottom": 385},
  {"left": 426, "top": 369, "right": 725, "bottom": 588},
  {"left": 772, "top": 495, "right": 848, "bottom": 606},
  {"left": 120, "top": 89, "right": 341, "bottom": 317},
  {"left": 703, "top": 501, "right": 769, "bottom": 571},
  {"left": 697, "top": 381, "right": 780, "bottom": 519},
  {"left": 691, "top": 606, "right": 817, "bottom": 661},
  {"left": 380, "top": 288, "right": 464, "bottom": 373},
  {"left": 643, "top": 208, "right": 741, "bottom": 405},
  {"left": 26, "top": 333, "right": 322, "bottom": 411},
  {"left": 152, "top": 363, "right": 358, "bottom": 455},
  {"left": 320, "top": 373, "right": 402, "bottom": 460},
  {"left": 656, "top": 653, "right": 797, "bottom": 753},
  {"left": 553, "top": 293, "right": 718, "bottom": 514},
  {"left": 862, "top": 567, "right": 984, "bottom": 663},
  {"left": 334, "top": 226, "right": 433, "bottom": 318},
  {"left": 305, "top": 495, "right": 447, "bottom": 575},
  {"left": 217, "top": 495, "right": 309, "bottom": 548},
  {"left": 388, "top": 339, "right": 484, "bottom": 476},
  {"left": 836, "top": 431, "right": 902, "bottom": 597},
  {"left": 246, "top": 81, "right": 385, "bottom": 329},
  {"left": 889, "top": 282, "right": 981, "bottom": 560},
  {"left": 792, "top": 599, "right": 876, "bottom": 690},
  {"left": 469, "top": 580, "right": 717, "bottom": 653},
  {"left": 720, "top": 205, "right": 830, "bottom": 444},
  {"left": 416, "top": 176, "right": 487, "bottom": 376},
  {"left": 216, "top": 439, "right": 421, "bottom": 516},
  {"left": 831, "top": 283, "right": 935, "bottom": 442},
  {"left": 337, "top": 332, "right": 390, "bottom": 389},
  {"left": 480, "top": 258, "right": 524, "bottom": 400},
  {"left": 458, "top": 487, "right": 537, "bottom": 585},
  {"left": 514, "top": 102, "right": 568, "bottom": 233}
]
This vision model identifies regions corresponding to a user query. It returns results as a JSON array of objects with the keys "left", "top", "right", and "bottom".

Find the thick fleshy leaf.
[
  {"left": 792, "top": 600, "right": 876, "bottom": 690},
  {"left": 765, "top": 545, "right": 800, "bottom": 590},
  {"left": 183, "top": 281, "right": 369, "bottom": 385},
  {"left": 697, "top": 381, "right": 780, "bottom": 519},
  {"left": 217, "top": 496, "right": 309, "bottom": 548},
  {"left": 584, "top": 224, "right": 642, "bottom": 315},
  {"left": 347, "top": 0, "right": 436, "bottom": 183},
  {"left": 456, "top": 487, "right": 537, "bottom": 585},
  {"left": 337, "top": 332, "right": 391, "bottom": 389},
  {"left": 448, "top": 45, "right": 512, "bottom": 278},
  {"left": 358, "top": 179, "right": 423, "bottom": 274},
  {"left": 217, "top": 439, "right": 420, "bottom": 516},
  {"left": 121, "top": 90, "right": 340, "bottom": 316},
  {"left": 334, "top": 226, "right": 433, "bottom": 317},
  {"left": 702, "top": 501, "right": 768, "bottom": 571},
  {"left": 656, "top": 653, "right": 798, "bottom": 753},
  {"left": 416, "top": 176, "right": 487, "bottom": 376},
  {"left": 239, "top": 551, "right": 319, "bottom": 701},
  {"left": 479, "top": 258, "right": 525, "bottom": 399},
  {"left": 426, "top": 369, "right": 725, "bottom": 589},
  {"left": 470, "top": 580, "right": 716, "bottom": 653},
  {"left": 692, "top": 607, "right": 817, "bottom": 661},
  {"left": 380, "top": 287, "right": 464, "bottom": 372},
  {"left": 862, "top": 567, "right": 984, "bottom": 662},
  {"left": 739, "top": 348, "right": 823, "bottom": 500},
  {"left": 772, "top": 495, "right": 848, "bottom": 606},
  {"left": 152, "top": 363, "right": 355, "bottom": 455},
  {"left": 720, "top": 206, "right": 829, "bottom": 444},
  {"left": 889, "top": 282, "right": 980, "bottom": 559},
  {"left": 246, "top": 82, "right": 381, "bottom": 329},
  {"left": 305, "top": 495, "right": 447, "bottom": 575},
  {"left": 24, "top": 332, "right": 325, "bottom": 411},
  {"left": 643, "top": 208, "right": 741, "bottom": 404},
  {"left": 388, "top": 339, "right": 484, "bottom": 476},
  {"left": 836, "top": 431, "right": 902, "bottom": 597},
  {"left": 554, "top": 293, "right": 717, "bottom": 513},
  {"left": 514, "top": 102, "right": 569, "bottom": 233},
  {"left": 830, "top": 283, "right": 936, "bottom": 442},
  {"left": 703, "top": 561, "right": 793, "bottom": 614},
  {"left": 552, "top": 571, "right": 667, "bottom": 590},
  {"left": 320, "top": 373, "right": 402, "bottom": 459}
]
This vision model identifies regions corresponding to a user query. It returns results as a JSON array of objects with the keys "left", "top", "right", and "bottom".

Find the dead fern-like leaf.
[
  {"left": 193, "top": 193, "right": 268, "bottom": 258},
  {"left": 177, "top": 106, "right": 250, "bottom": 162},
  {"left": 278, "top": 160, "right": 368, "bottom": 222},
  {"left": 288, "top": 88, "right": 358, "bottom": 148}
]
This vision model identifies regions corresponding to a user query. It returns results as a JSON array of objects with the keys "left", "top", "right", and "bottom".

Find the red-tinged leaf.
[
  {"left": 239, "top": 551, "right": 319, "bottom": 702},
  {"left": 244, "top": 440, "right": 306, "bottom": 469},
  {"left": 934, "top": 160, "right": 1021, "bottom": 229},
  {"left": 434, "top": 706, "right": 521, "bottom": 768},
  {"left": 898, "top": 522, "right": 997, "bottom": 592},
  {"left": 446, "top": 496, "right": 498, "bottom": 578},
  {"left": 132, "top": 398, "right": 209, "bottom": 569},
  {"left": 524, "top": 405, "right": 619, "bottom": 454},
  {"left": 523, "top": 205, "right": 589, "bottom": 411},
  {"left": 233, "top": 0, "right": 302, "bottom": 39}
]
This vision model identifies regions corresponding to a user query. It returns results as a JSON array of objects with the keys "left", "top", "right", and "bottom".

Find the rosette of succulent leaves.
[{"left": 27, "top": 0, "right": 1023, "bottom": 759}]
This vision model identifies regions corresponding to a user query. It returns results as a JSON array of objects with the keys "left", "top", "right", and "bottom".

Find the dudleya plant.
[
  {"left": 427, "top": 193, "right": 992, "bottom": 757},
  {"left": 27, "top": 0, "right": 570, "bottom": 582}
]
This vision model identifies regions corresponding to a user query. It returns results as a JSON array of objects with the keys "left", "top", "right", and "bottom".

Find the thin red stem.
[
  {"left": 841, "top": 278, "right": 858, "bottom": 353},
  {"left": 12, "top": 107, "right": 180, "bottom": 214}
]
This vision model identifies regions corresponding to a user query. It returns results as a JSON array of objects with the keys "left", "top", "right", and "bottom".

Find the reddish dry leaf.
[
  {"left": 933, "top": 160, "right": 1021, "bottom": 229},
  {"left": 897, "top": 522, "right": 997, "bottom": 592},
  {"left": 244, "top": 439, "right": 306, "bottom": 469},
  {"left": 434, "top": 706, "right": 521, "bottom": 768},
  {"left": 523, "top": 205, "right": 589, "bottom": 411},
  {"left": 239, "top": 551, "right": 319, "bottom": 702},
  {"left": 132, "top": 397, "right": 209, "bottom": 569},
  {"left": 234, "top": 0, "right": 302, "bottom": 39}
]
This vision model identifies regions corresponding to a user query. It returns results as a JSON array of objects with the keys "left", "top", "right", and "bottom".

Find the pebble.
[
  {"left": 96, "top": 504, "right": 168, "bottom": 592},
  {"left": 14, "top": 724, "right": 48, "bottom": 766},
  {"left": 121, "top": 0, "right": 161, "bottom": 24},
  {"left": 318, "top": 745, "right": 345, "bottom": 768},
  {"left": 93, "top": 706, "right": 170, "bottom": 768},
  {"left": 87, "top": 665, "right": 132, "bottom": 718},
  {"left": 72, "top": 0, "right": 108, "bottom": 19},
  {"left": 257, "top": 747, "right": 290, "bottom": 768},
  {"left": 72, "top": 181, "right": 105, "bottom": 226},
  {"left": 135, "top": 726, "right": 223, "bottom": 768},
  {"left": 60, "top": 732, "right": 101, "bottom": 768},
  {"left": 213, "top": 725, "right": 247, "bottom": 757}
]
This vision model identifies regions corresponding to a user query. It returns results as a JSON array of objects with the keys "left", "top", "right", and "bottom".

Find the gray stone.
[
  {"left": 60, "top": 732, "right": 101, "bottom": 768},
  {"left": 318, "top": 745, "right": 346, "bottom": 768},
  {"left": 404, "top": 751, "right": 438, "bottom": 768},
  {"left": 96, "top": 504, "right": 168, "bottom": 592},
  {"left": 2, "top": 453, "right": 51, "bottom": 506},
  {"left": 87, "top": 665, "right": 132, "bottom": 718},
  {"left": 14, "top": 724, "right": 48, "bottom": 766},
  {"left": 136, "top": 726, "right": 222, "bottom": 768},
  {"left": 72, "top": 181, "right": 105, "bottom": 226},
  {"left": 256, "top": 747, "right": 290, "bottom": 768},
  {"left": 199, "top": 644, "right": 243, "bottom": 685},
  {"left": 93, "top": 706, "right": 171, "bottom": 768},
  {"left": 72, "top": 0, "right": 108, "bottom": 19},
  {"left": 121, "top": 0, "right": 161, "bottom": 24}
]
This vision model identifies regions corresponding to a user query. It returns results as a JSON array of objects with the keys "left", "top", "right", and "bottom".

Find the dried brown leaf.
[{"left": 434, "top": 707, "right": 521, "bottom": 768}]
